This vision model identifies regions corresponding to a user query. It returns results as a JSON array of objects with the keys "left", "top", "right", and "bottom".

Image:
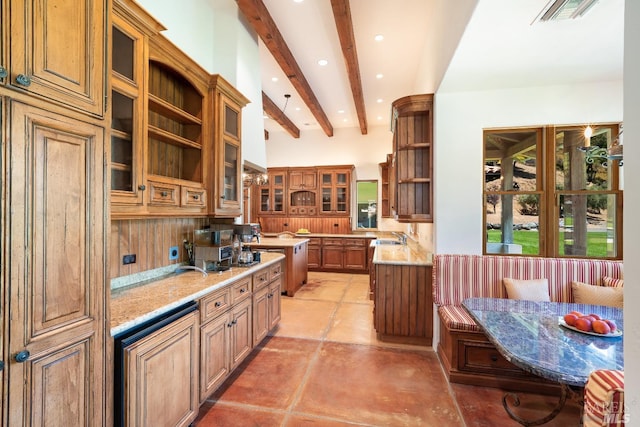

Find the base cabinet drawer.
[{"left": 458, "top": 339, "right": 530, "bottom": 377}]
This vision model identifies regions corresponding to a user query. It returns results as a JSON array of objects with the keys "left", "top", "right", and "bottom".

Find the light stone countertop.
[
  {"left": 371, "top": 240, "right": 433, "bottom": 266},
  {"left": 245, "top": 237, "right": 310, "bottom": 247},
  {"left": 262, "top": 232, "right": 378, "bottom": 239},
  {"left": 110, "top": 252, "right": 285, "bottom": 336}
]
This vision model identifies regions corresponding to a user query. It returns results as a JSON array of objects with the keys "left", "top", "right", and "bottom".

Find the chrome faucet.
[{"left": 391, "top": 232, "right": 407, "bottom": 245}]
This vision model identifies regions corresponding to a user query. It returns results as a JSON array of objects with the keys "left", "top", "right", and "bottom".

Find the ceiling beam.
[
  {"left": 236, "top": 0, "right": 334, "bottom": 137},
  {"left": 262, "top": 91, "right": 300, "bottom": 139},
  {"left": 330, "top": 0, "right": 367, "bottom": 135}
]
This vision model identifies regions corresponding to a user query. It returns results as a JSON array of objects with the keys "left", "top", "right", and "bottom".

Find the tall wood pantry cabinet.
[{"left": 1, "top": 1, "right": 108, "bottom": 426}]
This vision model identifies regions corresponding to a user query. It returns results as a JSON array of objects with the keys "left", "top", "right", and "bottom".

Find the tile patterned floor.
[{"left": 194, "top": 272, "right": 582, "bottom": 426}]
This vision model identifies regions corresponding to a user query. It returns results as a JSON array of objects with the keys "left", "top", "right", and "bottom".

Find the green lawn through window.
[{"left": 487, "top": 230, "right": 610, "bottom": 257}]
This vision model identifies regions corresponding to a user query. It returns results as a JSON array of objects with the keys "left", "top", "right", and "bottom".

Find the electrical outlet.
[
  {"left": 169, "top": 246, "right": 179, "bottom": 260},
  {"left": 123, "top": 254, "right": 136, "bottom": 265}
]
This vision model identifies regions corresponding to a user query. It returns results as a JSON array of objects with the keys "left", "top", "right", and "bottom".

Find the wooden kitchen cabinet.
[
  {"left": 5, "top": 0, "right": 105, "bottom": 116},
  {"left": 319, "top": 166, "right": 352, "bottom": 215},
  {"left": 4, "top": 101, "right": 107, "bottom": 426},
  {"left": 253, "top": 262, "right": 283, "bottom": 345},
  {"left": 199, "top": 275, "right": 254, "bottom": 402},
  {"left": 391, "top": 94, "right": 433, "bottom": 222},
  {"left": 208, "top": 75, "right": 249, "bottom": 217},
  {"left": 379, "top": 154, "right": 392, "bottom": 218},
  {"left": 307, "top": 237, "right": 322, "bottom": 268},
  {"left": 314, "top": 237, "right": 371, "bottom": 273},
  {"left": 259, "top": 168, "right": 287, "bottom": 215},
  {"left": 289, "top": 168, "right": 317, "bottom": 190},
  {"left": 374, "top": 263, "right": 433, "bottom": 345},
  {"left": 124, "top": 310, "right": 199, "bottom": 427}
]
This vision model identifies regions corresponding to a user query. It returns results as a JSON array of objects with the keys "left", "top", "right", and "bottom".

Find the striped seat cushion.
[
  {"left": 584, "top": 370, "right": 625, "bottom": 426},
  {"left": 437, "top": 305, "right": 481, "bottom": 332},
  {"left": 433, "top": 254, "right": 623, "bottom": 306}
]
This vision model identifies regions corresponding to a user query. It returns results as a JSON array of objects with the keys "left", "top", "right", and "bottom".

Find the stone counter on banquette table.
[{"left": 110, "top": 252, "right": 285, "bottom": 336}]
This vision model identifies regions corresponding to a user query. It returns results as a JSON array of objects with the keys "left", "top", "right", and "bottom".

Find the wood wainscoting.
[{"left": 258, "top": 217, "right": 351, "bottom": 234}]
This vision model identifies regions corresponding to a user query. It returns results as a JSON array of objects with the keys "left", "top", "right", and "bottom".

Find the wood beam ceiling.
[
  {"left": 330, "top": 0, "right": 367, "bottom": 135},
  {"left": 262, "top": 91, "right": 300, "bottom": 139},
  {"left": 236, "top": 0, "right": 334, "bottom": 137}
]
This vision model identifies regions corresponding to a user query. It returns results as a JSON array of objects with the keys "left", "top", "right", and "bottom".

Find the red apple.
[{"left": 589, "top": 313, "right": 601, "bottom": 320}]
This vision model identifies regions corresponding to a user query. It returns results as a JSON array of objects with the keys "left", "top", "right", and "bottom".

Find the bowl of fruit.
[{"left": 559, "top": 311, "right": 622, "bottom": 337}]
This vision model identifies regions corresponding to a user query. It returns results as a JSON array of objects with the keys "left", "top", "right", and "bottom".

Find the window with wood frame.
[{"left": 483, "top": 124, "right": 622, "bottom": 259}]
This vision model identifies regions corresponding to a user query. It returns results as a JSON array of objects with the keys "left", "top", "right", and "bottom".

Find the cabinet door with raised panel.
[
  {"left": 1, "top": 3, "right": 6, "bottom": 86},
  {"left": 230, "top": 298, "right": 252, "bottom": 370},
  {"left": 125, "top": 311, "right": 199, "bottom": 427},
  {"left": 9, "top": 0, "right": 105, "bottom": 116},
  {"left": 252, "top": 286, "right": 269, "bottom": 346},
  {"left": 6, "top": 101, "right": 106, "bottom": 426},
  {"left": 200, "top": 312, "right": 231, "bottom": 401},
  {"left": 267, "top": 278, "right": 282, "bottom": 330}
]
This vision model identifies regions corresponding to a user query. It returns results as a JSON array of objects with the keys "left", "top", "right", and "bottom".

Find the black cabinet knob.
[
  {"left": 214, "top": 301, "right": 222, "bottom": 308},
  {"left": 16, "top": 74, "right": 32, "bottom": 86},
  {"left": 138, "top": 184, "right": 146, "bottom": 191},
  {"left": 15, "top": 350, "right": 30, "bottom": 363},
  {"left": 161, "top": 191, "right": 168, "bottom": 197},
  {"left": 490, "top": 354, "right": 498, "bottom": 362}
]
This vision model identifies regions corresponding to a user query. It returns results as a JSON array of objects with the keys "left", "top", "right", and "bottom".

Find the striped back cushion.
[
  {"left": 584, "top": 370, "right": 625, "bottom": 427},
  {"left": 433, "top": 254, "right": 623, "bottom": 306}
]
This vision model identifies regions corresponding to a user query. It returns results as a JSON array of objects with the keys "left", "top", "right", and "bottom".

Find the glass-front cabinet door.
[
  {"left": 210, "top": 75, "right": 248, "bottom": 217},
  {"left": 110, "top": 16, "right": 146, "bottom": 206},
  {"left": 320, "top": 169, "right": 350, "bottom": 214},
  {"left": 259, "top": 169, "right": 286, "bottom": 214}
]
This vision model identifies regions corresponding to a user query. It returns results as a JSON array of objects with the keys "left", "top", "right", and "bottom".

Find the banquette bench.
[{"left": 432, "top": 254, "right": 623, "bottom": 394}]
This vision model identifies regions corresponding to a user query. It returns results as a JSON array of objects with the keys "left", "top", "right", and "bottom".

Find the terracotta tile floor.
[{"left": 195, "top": 272, "right": 583, "bottom": 426}]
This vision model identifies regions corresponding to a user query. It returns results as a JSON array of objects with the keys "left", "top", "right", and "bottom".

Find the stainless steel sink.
[{"left": 372, "top": 239, "right": 402, "bottom": 245}]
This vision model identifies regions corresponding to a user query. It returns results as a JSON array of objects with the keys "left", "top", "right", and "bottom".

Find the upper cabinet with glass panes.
[{"left": 483, "top": 124, "right": 622, "bottom": 259}]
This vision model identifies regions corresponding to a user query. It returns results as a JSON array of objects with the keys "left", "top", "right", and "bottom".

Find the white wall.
[
  {"left": 133, "top": 0, "right": 267, "bottom": 169},
  {"left": 624, "top": 1, "right": 639, "bottom": 422},
  {"left": 433, "top": 80, "right": 623, "bottom": 254}
]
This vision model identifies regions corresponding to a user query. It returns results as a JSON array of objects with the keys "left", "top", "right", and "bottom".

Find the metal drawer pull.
[
  {"left": 161, "top": 191, "right": 168, "bottom": 197},
  {"left": 239, "top": 288, "right": 246, "bottom": 293},
  {"left": 490, "top": 354, "right": 498, "bottom": 362},
  {"left": 0, "top": 66, "right": 7, "bottom": 79},
  {"left": 214, "top": 301, "right": 222, "bottom": 307}
]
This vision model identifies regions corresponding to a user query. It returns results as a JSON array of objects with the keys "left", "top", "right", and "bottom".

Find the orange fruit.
[
  {"left": 592, "top": 320, "right": 611, "bottom": 335},
  {"left": 570, "top": 310, "right": 584, "bottom": 318},
  {"left": 575, "top": 317, "right": 593, "bottom": 332},
  {"left": 605, "top": 319, "right": 617, "bottom": 332},
  {"left": 563, "top": 313, "right": 579, "bottom": 326}
]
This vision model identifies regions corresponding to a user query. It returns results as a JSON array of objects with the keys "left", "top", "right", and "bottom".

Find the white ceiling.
[{"left": 259, "top": 0, "right": 624, "bottom": 136}]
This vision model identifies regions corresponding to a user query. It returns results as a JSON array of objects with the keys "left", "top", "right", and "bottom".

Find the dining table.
[{"left": 462, "top": 297, "right": 623, "bottom": 426}]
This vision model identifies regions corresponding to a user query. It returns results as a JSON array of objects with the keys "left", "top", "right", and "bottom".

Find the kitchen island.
[
  {"left": 245, "top": 237, "right": 309, "bottom": 296},
  {"left": 371, "top": 240, "right": 434, "bottom": 346}
]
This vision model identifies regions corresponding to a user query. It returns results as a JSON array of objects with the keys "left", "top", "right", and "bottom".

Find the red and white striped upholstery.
[
  {"left": 584, "top": 370, "right": 625, "bottom": 426},
  {"left": 433, "top": 254, "right": 623, "bottom": 306}
]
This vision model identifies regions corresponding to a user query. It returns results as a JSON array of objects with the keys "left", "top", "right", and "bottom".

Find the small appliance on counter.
[
  {"left": 233, "top": 223, "right": 261, "bottom": 243},
  {"left": 194, "top": 226, "right": 234, "bottom": 271}
]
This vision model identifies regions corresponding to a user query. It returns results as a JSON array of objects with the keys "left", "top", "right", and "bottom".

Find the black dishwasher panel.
[{"left": 113, "top": 300, "right": 198, "bottom": 427}]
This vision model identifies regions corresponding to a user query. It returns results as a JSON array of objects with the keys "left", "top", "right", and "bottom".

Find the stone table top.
[{"left": 462, "top": 297, "right": 623, "bottom": 387}]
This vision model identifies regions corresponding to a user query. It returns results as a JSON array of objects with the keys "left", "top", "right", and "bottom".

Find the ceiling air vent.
[{"left": 536, "top": 0, "right": 599, "bottom": 22}]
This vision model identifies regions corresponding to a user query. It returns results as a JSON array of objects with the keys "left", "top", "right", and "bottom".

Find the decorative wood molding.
[
  {"left": 330, "top": 0, "right": 367, "bottom": 135},
  {"left": 262, "top": 91, "right": 300, "bottom": 138},
  {"left": 236, "top": 0, "right": 334, "bottom": 137}
]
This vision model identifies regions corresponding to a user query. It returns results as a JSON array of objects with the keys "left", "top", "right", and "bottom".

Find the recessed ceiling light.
[
  {"left": 338, "top": 109, "right": 345, "bottom": 114},
  {"left": 377, "top": 116, "right": 383, "bottom": 120},
  {"left": 376, "top": 98, "right": 383, "bottom": 103},
  {"left": 295, "top": 107, "right": 301, "bottom": 111},
  {"left": 374, "top": 34, "right": 384, "bottom": 42},
  {"left": 376, "top": 73, "right": 383, "bottom": 79},
  {"left": 293, "top": 0, "right": 304, "bottom": 3},
  {"left": 318, "top": 59, "right": 328, "bottom": 66},
  {"left": 343, "top": 118, "right": 348, "bottom": 123},
  {"left": 271, "top": 77, "right": 278, "bottom": 82}
]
